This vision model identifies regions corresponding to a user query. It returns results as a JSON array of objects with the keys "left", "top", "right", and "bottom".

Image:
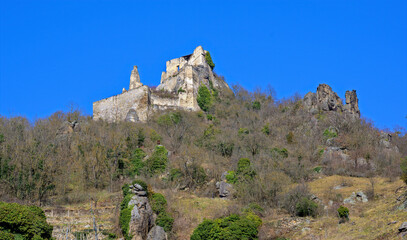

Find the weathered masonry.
[{"left": 93, "top": 46, "right": 229, "bottom": 122}]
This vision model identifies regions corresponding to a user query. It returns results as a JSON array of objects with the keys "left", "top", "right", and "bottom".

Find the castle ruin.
[{"left": 93, "top": 46, "right": 229, "bottom": 122}]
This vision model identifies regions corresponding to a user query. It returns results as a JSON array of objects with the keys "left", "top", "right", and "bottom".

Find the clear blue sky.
[{"left": 1, "top": 0, "right": 406, "bottom": 130}]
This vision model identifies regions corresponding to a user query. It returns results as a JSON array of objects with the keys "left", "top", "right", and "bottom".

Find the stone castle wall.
[{"left": 93, "top": 46, "right": 229, "bottom": 122}]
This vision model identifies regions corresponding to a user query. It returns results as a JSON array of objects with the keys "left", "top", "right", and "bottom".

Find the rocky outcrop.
[
  {"left": 322, "top": 147, "right": 373, "bottom": 170},
  {"left": 316, "top": 84, "right": 343, "bottom": 112},
  {"left": 128, "top": 184, "right": 154, "bottom": 240},
  {"left": 216, "top": 171, "right": 234, "bottom": 198},
  {"left": 93, "top": 46, "right": 230, "bottom": 123},
  {"left": 399, "top": 222, "right": 407, "bottom": 237},
  {"left": 343, "top": 90, "right": 360, "bottom": 117},
  {"left": 147, "top": 226, "right": 167, "bottom": 240},
  {"left": 343, "top": 191, "right": 368, "bottom": 204},
  {"left": 57, "top": 120, "right": 79, "bottom": 135},
  {"left": 303, "top": 84, "right": 360, "bottom": 117}
]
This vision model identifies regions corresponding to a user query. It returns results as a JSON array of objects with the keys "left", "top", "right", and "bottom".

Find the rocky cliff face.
[
  {"left": 303, "top": 84, "right": 360, "bottom": 117},
  {"left": 93, "top": 46, "right": 229, "bottom": 122}
]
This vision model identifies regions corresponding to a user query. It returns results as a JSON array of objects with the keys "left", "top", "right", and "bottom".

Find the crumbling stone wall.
[{"left": 93, "top": 46, "right": 229, "bottom": 123}]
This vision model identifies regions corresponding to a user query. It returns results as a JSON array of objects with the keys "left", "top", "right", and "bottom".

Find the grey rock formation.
[
  {"left": 57, "top": 121, "right": 79, "bottom": 135},
  {"left": 379, "top": 131, "right": 392, "bottom": 148},
  {"left": 322, "top": 147, "right": 350, "bottom": 165},
  {"left": 215, "top": 171, "right": 234, "bottom": 198},
  {"left": 343, "top": 90, "right": 360, "bottom": 117},
  {"left": 399, "top": 222, "right": 407, "bottom": 233},
  {"left": 316, "top": 84, "right": 343, "bottom": 112},
  {"left": 127, "top": 183, "right": 154, "bottom": 240},
  {"left": 343, "top": 191, "right": 368, "bottom": 204},
  {"left": 303, "top": 84, "right": 360, "bottom": 117},
  {"left": 303, "top": 92, "right": 318, "bottom": 114},
  {"left": 147, "top": 226, "right": 167, "bottom": 240},
  {"left": 93, "top": 46, "right": 230, "bottom": 123}
]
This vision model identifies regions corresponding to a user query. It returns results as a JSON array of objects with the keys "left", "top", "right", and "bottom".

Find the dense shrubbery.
[
  {"left": 295, "top": 197, "right": 318, "bottom": 217},
  {"left": 128, "top": 148, "right": 146, "bottom": 176},
  {"left": 283, "top": 183, "right": 318, "bottom": 217},
  {"left": 0, "top": 202, "right": 53, "bottom": 240},
  {"left": 197, "top": 85, "right": 212, "bottom": 112},
  {"left": 190, "top": 212, "right": 262, "bottom": 240},
  {"left": 120, "top": 182, "right": 139, "bottom": 240},
  {"left": 146, "top": 145, "right": 168, "bottom": 175},
  {"left": 150, "top": 192, "right": 173, "bottom": 232},
  {"left": 337, "top": 205, "right": 349, "bottom": 221}
]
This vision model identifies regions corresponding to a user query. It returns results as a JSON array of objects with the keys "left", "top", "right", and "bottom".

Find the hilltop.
[{"left": 0, "top": 47, "right": 406, "bottom": 240}]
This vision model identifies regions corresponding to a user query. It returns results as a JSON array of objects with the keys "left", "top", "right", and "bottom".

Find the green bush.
[
  {"left": 216, "top": 142, "right": 234, "bottom": 157},
  {"left": 156, "top": 212, "right": 174, "bottom": 232},
  {"left": 225, "top": 171, "right": 237, "bottom": 184},
  {"left": 295, "top": 197, "right": 318, "bottom": 217},
  {"left": 122, "top": 184, "right": 130, "bottom": 198},
  {"left": 401, "top": 157, "right": 407, "bottom": 185},
  {"left": 191, "top": 164, "right": 207, "bottom": 185},
  {"left": 119, "top": 205, "right": 134, "bottom": 240},
  {"left": 146, "top": 145, "right": 168, "bottom": 175},
  {"left": 323, "top": 128, "right": 338, "bottom": 139},
  {"left": 0, "top": 231, "right": 15, "bottom": 240},
  {"left": 337, "top": 206, "right": 349, "bottom": 220},
  {"left": 158, "top": 112, "right": 182, "bottom": 126},
  {"left": 238, "top": 128, "right": 250, "bottom": 136},
  {"left": 205, "top": 51, "right": 215, "bottom": 70},
  {"left": 0, "top": 202, "right": 53, "bottom": 240},
  {"left": 252, "top": 101, "right": 261, "bottom": 110},
  {"left": 206, "top": 114, "right": 213, "bottom": 121},
  {"left": 190, "top": 212, "right": 262, "bottom": 240},
  {"left": 271, "top": 148, "right": 288, "bottom": 159},
  {"left": 244, "top": 203, "right": 264, "bottom": 214},
  {"left": 129, "top": 148, "right": 146, "bottom": 176},
  {"left": 313, "top": 166, "right": 322, "bottom": 173},
  {"left": 169, "top": 168, "right": 183, "bottom": 181},
  {"left": 197, "top": 85, "right": 213, "bottom": 112},
  {"left": 237, "top": 158, "right": 256, "bottom": 180},
  {"left": 261, "top": 124, "right": 270, "bottom": 135},
  {"left": 151, "top": 193, "right": 167, "bottom": 214}
]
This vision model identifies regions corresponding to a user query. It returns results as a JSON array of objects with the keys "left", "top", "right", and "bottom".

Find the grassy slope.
[
  {"left": 261, "top": 175, "right": 407, "bottom": 240},
  {"left": 42, "top": 176, "right": 407, "bottom": 240}
]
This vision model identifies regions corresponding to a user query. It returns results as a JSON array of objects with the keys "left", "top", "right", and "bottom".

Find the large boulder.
[
  {"left": 147, "top": 226, "right": 167, "bottom": 240},
  {"left": 399, "top": 222, "right": 407, "bottom": 232},
  {"left": 215, "top": 171, "right": 234, "bottom": 198}
]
